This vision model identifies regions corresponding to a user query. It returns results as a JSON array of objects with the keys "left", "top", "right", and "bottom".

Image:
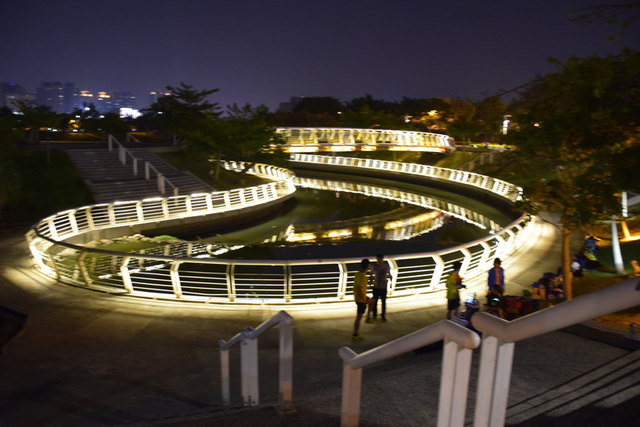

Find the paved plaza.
[{"left": 0, "top": 217, "right": 638, "bottom": 426}]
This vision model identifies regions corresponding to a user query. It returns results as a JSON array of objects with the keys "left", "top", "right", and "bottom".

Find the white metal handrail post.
[
  {"left": 158, "top": 173, "right": 165, "bottom": 194},
  {"left": 219, "top": 311, "right": 295, "bottom": 409},
  {"left": 278, "top": 313, "right": 295, "bottom": 413},
  {"left": 241, "top": 328, "right": 259, "bottom": 406},
  {"left": 473, "top": 335, "right": 515, "bottom": 427},
  {"left": 339, "top": 321, "right": 480, "bottom": 427},
  {"left": 472, "top": 277, "right": 640, "bottom": 427},
  {"left": 437, "top": 336, "right": 476, "bottom": 427},
  {"left": 340, "top": 349, "right": 363, "bottom": 427},
  {"left": 220, "top": 344, "right": 231, "bottom": 406}
]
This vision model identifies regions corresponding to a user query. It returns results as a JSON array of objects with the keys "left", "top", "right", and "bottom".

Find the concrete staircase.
[
  {"left": 64, "top": 147, "right": 213, "bottom": 203},
  {"left": 505, "top": 348, "right": 640, "bottom": 426}
]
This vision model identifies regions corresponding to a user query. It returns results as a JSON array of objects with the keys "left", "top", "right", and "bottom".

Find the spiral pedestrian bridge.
[{"left": 26, "top": 130, "right": 529, "bottom": 308}]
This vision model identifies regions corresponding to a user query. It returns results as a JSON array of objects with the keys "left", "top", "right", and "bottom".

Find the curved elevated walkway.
[{"left": 1, "top": 219, "right": 639, "bottom": 426}]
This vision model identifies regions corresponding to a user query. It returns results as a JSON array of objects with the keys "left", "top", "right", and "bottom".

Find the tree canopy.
[
  {"left": 506, "top": 48, "right": 640, "bottom": 298},
  {"left": 142, "top": 82, "right": 221, "bottom": 141}
]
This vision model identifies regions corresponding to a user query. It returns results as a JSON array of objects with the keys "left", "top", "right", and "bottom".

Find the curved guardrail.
[
  {"left": 26, "top": 155, "right": 531, "bottom": 306},
  {"left": 291, "top": 154, "right": 522, "bottom": 202},
  {"left": 275, "top": 127, "right": 455, "bottom": 153}
]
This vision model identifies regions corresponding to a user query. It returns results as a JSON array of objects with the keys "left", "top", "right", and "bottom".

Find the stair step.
[
  {"left": 64, "top": 146, "right": 214, "bottom": 203},
  {"left": 506, "top": 349, "right": 640, "bottom": 425}
]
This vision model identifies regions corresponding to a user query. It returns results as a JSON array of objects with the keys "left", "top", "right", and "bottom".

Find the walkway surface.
[{"left": 1, "top": 218, "right": 639, "bottom": 426}]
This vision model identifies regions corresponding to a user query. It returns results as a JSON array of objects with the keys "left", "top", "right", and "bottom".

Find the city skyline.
[{"left": 2, "top": 1, "right": 637, "bottom": 112}]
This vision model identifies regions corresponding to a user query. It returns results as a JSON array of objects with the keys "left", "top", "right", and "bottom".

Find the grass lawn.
[
  {"left": 574, "top": 219, "right": 640, "bottom": 331},
  {"left": 156, "top": 151, "right": 267, "bottom": 190}
]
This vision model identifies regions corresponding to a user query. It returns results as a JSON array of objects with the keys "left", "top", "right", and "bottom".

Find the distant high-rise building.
[
  {"left": 0, "top": 82, "right": 31, "bottom": 110},
  {"left": 109, "top": 90, "right": 136, "bottom": 111},
  {"left": 36, "top": 81, "right": 80, "bottom": 113},
  {"left": 148, "top": 89, "right": 171, "bottom": 107},
  {"left": 277, "top": 96, "right": 304, "bottom": 113}
]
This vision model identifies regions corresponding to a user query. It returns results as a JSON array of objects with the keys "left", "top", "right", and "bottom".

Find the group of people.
[
  {"left": 352, "top": 254, "right": 391, "bottom": 340},
  {"left": 351, "top": 236, "right": 640, "bottom": 338},
  {"left": 446, "top": 258, "right": 505, "bottom": 320}
]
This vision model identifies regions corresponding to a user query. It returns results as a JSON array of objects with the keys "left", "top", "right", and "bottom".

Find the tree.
[
  {"left": 571, "top": 0, "right": 640, "bottom": 38},
  {"left": 12, "top": 100, "right": 61, "bottom": 143},
  {"left": 293, "top": 96, "right": 342, "bottom": 115},
  {"left": 472, "top": 96, "right": 506, "bottom": 142},
  {"left": 185, "top": 103, "right": 286, "bottom": 180},
  {"left": 339, "top": 105, "right": 408, "bottom": 130},
  {"left": 506, "top": 49, "right": 640, "bottom": 298},
  {"left": 345, "top": 94, "right": 398, "bottom": 114},
  {"left": 142, "top": 82, "right": 221, "bottom": 144},
  {"left": 0, "top": 112, "right": 23, "bottom": 216}
]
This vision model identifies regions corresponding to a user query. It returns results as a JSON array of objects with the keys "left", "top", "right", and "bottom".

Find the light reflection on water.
[{"left": 198, "top": 177, "right": 501, "bottom": 246}]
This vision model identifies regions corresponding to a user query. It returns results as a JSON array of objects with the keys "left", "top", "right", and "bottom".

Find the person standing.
[
  {"left": 446, "top": 261, "right": 464, "bottom": 319},
  {"left": 487, "top": 258, "right": 505, "bottom": 294},
  {"left": 352, "top": 258, "right": 371, "bottom": 340},
  {"left": 371, "top": 254, "right": 391, "bottom": 322}
]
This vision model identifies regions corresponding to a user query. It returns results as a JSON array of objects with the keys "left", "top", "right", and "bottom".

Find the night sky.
[{"left": 2, "top": 0, "right": 637, "bottom": 110}]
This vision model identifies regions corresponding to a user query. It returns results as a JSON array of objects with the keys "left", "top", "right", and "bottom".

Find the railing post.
[
  {"left": 437, "top": 337, "right": 475, "bottom": 427},
  {"left": 170, "top": 261, "right": 183, "bottom": 298},
  {"left": 340, "top": 353, "right": 363, "bottom": 427},
  {"left": 278, "top": 315, "right": 295, "bottom": 413},
  {"left": 158, "top": 173, "right": 166, "bottom": 194},
  {"left": 220, "top": 346, "right": 231, "bottom": 406},
  {"left": 473, "top": 335, "right": 515, "bottom": 427},
  {"left": 120, "top": 257, "right": 134, "bottom": 293},
  {"left": 77, "top": 250, "right": 91, "bottom": 286},
  {"left": 241, "top": 328, "right": 259, "bottom": 406}
]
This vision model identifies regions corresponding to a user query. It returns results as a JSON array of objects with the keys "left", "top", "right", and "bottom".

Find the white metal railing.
[
  {"left": 25, "top": 156, "right": 530, "bottom": 304},
  {"left": 458, "top": 150, "right": 501, "bottom": 172},
  {"left": 291, "top": 154, "right": 522, "bottom": 203},
  {"left": 293, "top": 176, "right": 502, "bottom": 232},
  {"left": 26, "top": 163, "right": 296, "bottom": 282},
  {"left": 219, "top": 310, "right": 294, "bottom": 411},
  {"left": 107, "top": 134, "right": 179, "bottom": 197},
  {"left": 471, "top": 276, "right": 640, "bottom": 427},
  {"left": 339, "top": 320, "right": 481, "bottom": 427},
  {"left": 337, "top": 276, "right": 640, "bottom": 427},
  {"left": 275, "top": 127, "right": 455, "bottom": 153}
]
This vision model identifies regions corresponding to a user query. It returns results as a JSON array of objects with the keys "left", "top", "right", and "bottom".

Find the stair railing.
[
  {"left": 107, "top": 134, "right": 179, "bottom": 197},
  {"left": 339, "top": 320, "right": 481, "bottom": 427},
  {"left": 471, "top": 276, "right": 640, "bottom": 427},
  {"left": 219, "top": 310, "right": 295, "bottom": 413}
]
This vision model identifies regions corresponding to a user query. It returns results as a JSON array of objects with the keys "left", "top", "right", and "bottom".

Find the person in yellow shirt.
[
  {"left": 352, "top": 258, "right": 371, "bottom": 340},
  {"left": 446, "top": 261, "right": 464, "bottom": 319}
]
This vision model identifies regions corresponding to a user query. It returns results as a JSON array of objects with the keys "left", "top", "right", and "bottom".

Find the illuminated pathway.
[
  {"left": 26, "top": 152, "right": 529, "bottom": 307},
  {"left": 275, "top": 127, "right": 455, "bottom": 153}
]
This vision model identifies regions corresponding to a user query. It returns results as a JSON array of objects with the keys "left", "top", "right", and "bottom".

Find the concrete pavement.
[{"left": 0, "top": 217, "right": 638, "bottom": 426}]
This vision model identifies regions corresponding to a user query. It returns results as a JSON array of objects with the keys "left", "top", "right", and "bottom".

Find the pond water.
[
  {"left": 166, "top": 175, "right": 516, "bottom": 259},
  {"left": 94, "top": 175, "right": 519, "bottom": 260}
]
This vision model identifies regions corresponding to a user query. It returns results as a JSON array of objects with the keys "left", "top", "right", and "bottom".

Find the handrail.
[
  {"left": 471, "top": 276, "right": 640, "bottom": 427},
  {"left": 275, "top": 127, "right": 455, "bottom": 153},
  {"left": 25, "top": 155, "right": 531, "bottom": 305},
  {"left": 339, "top": 320, "right": 481, "bottom": 427},
  {"left": 458, "top": 150, "right": 501, "bottom": 172},
  {"left": 107, "top": 134, "right": 179, "bottom": 197},
  {"left": 218, "top": 310, "right": 295, "bottom": 412},
  {"left": 291, "top": 154, "right": 522, "bottom": 202}
]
